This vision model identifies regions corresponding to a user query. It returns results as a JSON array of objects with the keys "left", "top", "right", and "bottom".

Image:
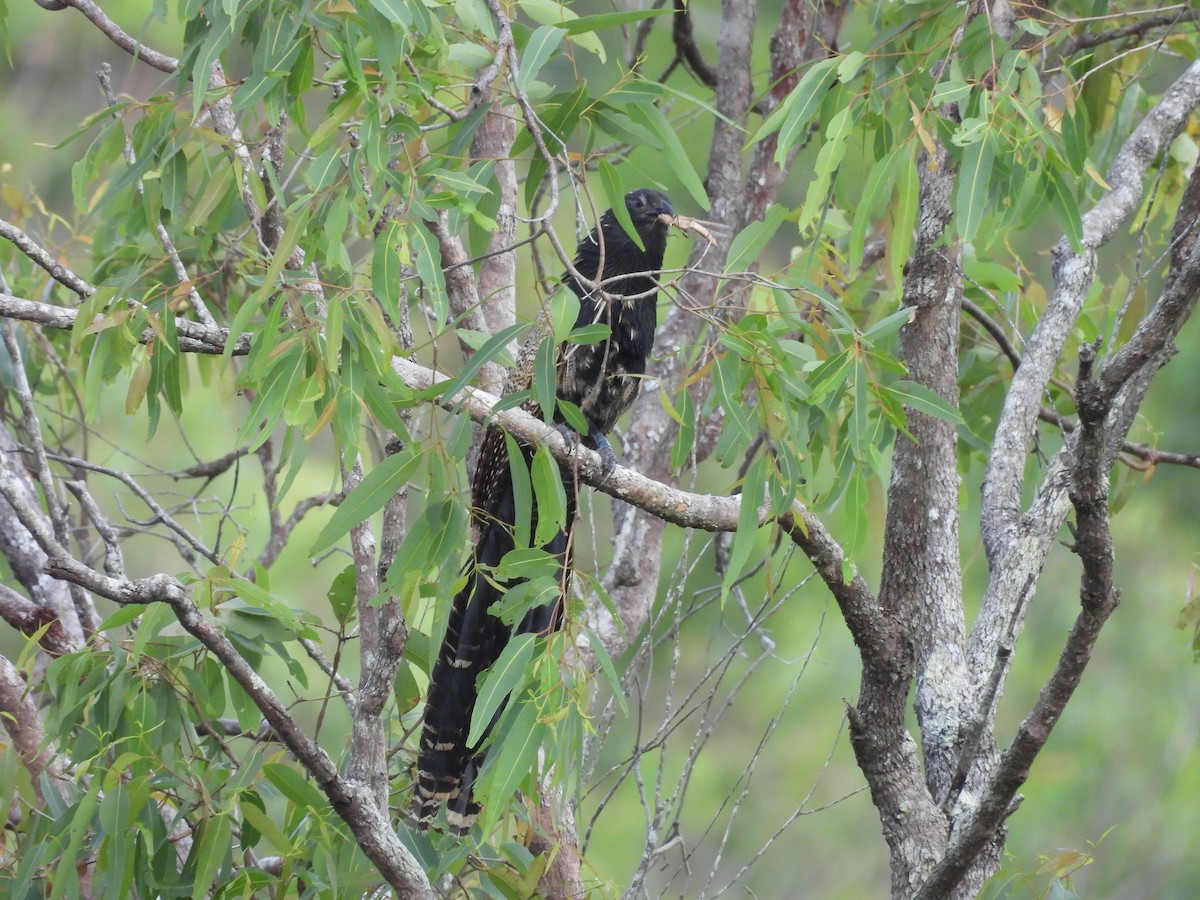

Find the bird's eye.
[{"left": 634, "top": 197, "right": 644, "bottom": 208}]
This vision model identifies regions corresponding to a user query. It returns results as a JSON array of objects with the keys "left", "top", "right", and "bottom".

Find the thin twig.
[{"left": 0, "top": 217, "right": 94, "bottom": 298}]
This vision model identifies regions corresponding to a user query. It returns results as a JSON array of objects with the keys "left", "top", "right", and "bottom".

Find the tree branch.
[
  {"left": 95, "top": 62, "right": 218, "bottom": 328},
  {"left": 167, "top": 594, "right": 433, "bottom": 898},
  {"left": 344, "top": 456, "right": 408, "bottom": 811},
  {"left": 1, "top": 318, "right": 100, "bottom": 635},
  {"left": 671, "top": 0, "right": 718, "bottom": 90},
  {"left": 963, "top": 297, "right": 1200, "bottom": 469},
  {"left": 0, "top": 583, "right": 78, "bottom": 656},
  {"left": 0, "top": 425, "right": 87, "bottom": 648},
  {"left": 972, "top": 62, "right": 1200, "bottom": 698},
  {"left": 1060, "top": 7, "right": 1200, "bottom": 57},
  {"left": 425, "top": 209, "right": 507, "bottom": 395},
  {"left": 981, "top": 57, "right": 1200, "bottom": 560},
  {"left": 0, "top": 217, "right": 94, "bottom": 298},
  {"left": 861, "top": 132, "right": 974, "bottom": 894},
  {"left": 389, "top": 355, "right": 875, "bottom": 632},
  {"left": 917, "top": 343, "right": 1122, "bottom": 899},
  {"left": 0, "top": 449, "right": 435, "bottom": 897},
  {"left": 59, "top": 0, "right": 180, "bottom": 72},
  {"left": 0, "top": 655, "right": 62, "bottom": 799},
  {"left": 0, "top": 292, "right": 250, "bottom": 354}
]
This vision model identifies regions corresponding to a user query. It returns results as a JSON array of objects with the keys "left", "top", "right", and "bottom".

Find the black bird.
[{"left": 413, "top": 188, "right": 673, "bottom": 834}]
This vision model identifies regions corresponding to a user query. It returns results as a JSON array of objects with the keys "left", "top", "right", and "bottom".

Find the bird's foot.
[
  {"left": 553, "top": 422, "right": 581, "bottom": 454},
  {"left": 586, "top": 426, "right": 618, "bottom": 484},
  {"left": 553, "top": 423, "right": 618, "bottom": 483}
]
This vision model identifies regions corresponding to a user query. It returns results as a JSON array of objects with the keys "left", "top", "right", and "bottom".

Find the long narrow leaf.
[
  {"left": 530, "top": 445, "right": 567, "bottom": 546},
  {"left": 468, "top": 633, "right": 537, "bottom": 746},
  {"left": 309, "top": 449, "right": 420, "bottom": 554},
  {"left": 890, "top": 380, "right": 964, "bottom": 425},
  {"left": 956, "top": 133, "right": 995, "bottom": 243},
  {"left": 475, "top": 699, "right": 546, "bottom": 835}
]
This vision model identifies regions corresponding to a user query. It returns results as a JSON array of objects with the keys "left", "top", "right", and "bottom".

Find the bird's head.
[
  {"left": 573, "top": 187, "right": 673, "bottom": 280},
  {"left": 624, "top": 188, "right": 673, "bottom": 232}
]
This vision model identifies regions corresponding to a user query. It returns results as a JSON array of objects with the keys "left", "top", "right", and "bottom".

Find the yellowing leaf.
[{"left": 910, "top": 99, "right": 939, "bottom": 166}]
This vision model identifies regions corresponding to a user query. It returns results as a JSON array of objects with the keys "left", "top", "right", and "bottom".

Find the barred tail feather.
[
  {"left": 412, "top": 447, "right": 573, "bottom": 834},
  {"left": 412, "top": 558, "right": 505, "bottom": 832}
]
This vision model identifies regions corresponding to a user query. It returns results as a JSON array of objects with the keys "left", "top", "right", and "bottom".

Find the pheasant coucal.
[{"left": 413, "top": 188, "right": 674, "bottom": 834}]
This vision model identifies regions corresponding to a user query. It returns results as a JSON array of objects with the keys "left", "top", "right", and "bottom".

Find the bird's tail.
[{"left": 412, "top": 436, "right": 574, "bottom": 834}]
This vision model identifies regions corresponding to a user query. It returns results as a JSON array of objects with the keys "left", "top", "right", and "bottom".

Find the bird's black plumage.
[{"left": 413, "top": 188, "right": 673, "bottom": 834}]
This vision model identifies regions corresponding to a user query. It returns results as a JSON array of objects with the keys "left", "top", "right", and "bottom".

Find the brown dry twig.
[{"left": 660, "top": 213, "right": 722, "bottom": 246}]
